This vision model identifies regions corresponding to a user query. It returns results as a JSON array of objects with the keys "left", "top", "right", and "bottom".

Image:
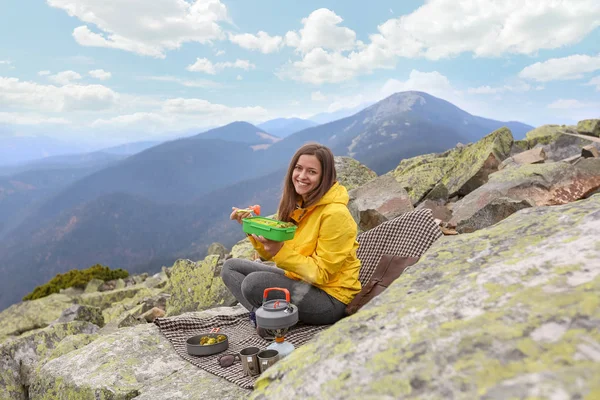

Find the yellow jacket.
[{"left": 249, "top": 182, "right": 361, "bottom": 304}]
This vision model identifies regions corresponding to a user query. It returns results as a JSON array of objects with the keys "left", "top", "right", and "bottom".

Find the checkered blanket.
[{"left": 154, "top": 208, "right": 442, "bottom": 389}]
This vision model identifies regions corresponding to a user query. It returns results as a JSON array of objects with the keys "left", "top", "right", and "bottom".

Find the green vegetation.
[{"left": 23, "top": 264, "right": 129, "bottom": 301}]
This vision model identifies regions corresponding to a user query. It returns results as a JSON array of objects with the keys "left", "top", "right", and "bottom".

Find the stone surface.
[
  {"left": 0, "top": 294, "right": 74, "bottom": 342},
  {"left": 166, "top": 256, "right": 237, "bottom": 317},
  {"left": 138, "top": 307, "right": 166, "bottom": 323},
  {"left": 250, "top": 195, "right": 600, "bottom": 400},
  {"left": 100, "top": 288, "right": 162, "bottom": 325},
  {"left": 348, "top": 175, "right": 414, "bottom": 231},
  {"left": 230, "top": 238, "right": 257, "bottom": 260},
  {"left": 499, "top": 147, "right": 546, "bottom": 170},
  {"left": 1, "top": 322, "right": 99, "bottom": 400},
  {"left": 56, "top": 304, "right": 104, "bottom": 328},
  {"left": 415, "top": 199, "right": 453, "bottom": 223},
  {"left": 577, "top": 119, "right": 600, "bottom": 138},
  {"left": 334, "top": 156, "right": 377, "bottom": 191},
  {"left": 454, "top": 197, "right": 533, "bottom": 233},
  {"left": 207, "top": 242, "right": 228, "bottom": 259},
  {"left": 583, "top": 145, "right": 599, "bottom": 158},
  {"left": 450, "top": 160, "right": 600, "bottom": 232},
  {"left": 390, "top": 152, "right": 455, "bottom": 204},
  {"left": 29, "top": 306, "right": 250, "bottom": 400},
  {"left": 84, "top": 278, "right": 104, "bottom": 293},
  {"left": 78, "top": 285, "right": 156, "bottom": 311}
]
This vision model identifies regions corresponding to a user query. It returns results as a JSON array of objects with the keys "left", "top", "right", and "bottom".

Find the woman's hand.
[
  {"left": 251, "top": 234, "right": 284, "bottom": 257},
  {"left": 230, "top": 207, "right": 252, "bottom": 224}
]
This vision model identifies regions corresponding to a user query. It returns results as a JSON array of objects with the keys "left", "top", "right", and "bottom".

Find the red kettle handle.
[{"left": 262, "top": 287, "right": 290, "bottom": 303}]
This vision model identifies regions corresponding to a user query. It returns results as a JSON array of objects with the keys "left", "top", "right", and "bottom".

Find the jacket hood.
[{"left": 313, "top": 182, "right": 349, "bottom": 207}]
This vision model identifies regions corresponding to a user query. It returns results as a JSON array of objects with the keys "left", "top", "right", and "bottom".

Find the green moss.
[{"left": 23, "top": 264, "right": 129, "bottom": 301}]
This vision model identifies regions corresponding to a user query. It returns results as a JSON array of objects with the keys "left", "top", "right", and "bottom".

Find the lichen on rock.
[{"left": 250, "top": 195, "right": 600, "bottom": 400}]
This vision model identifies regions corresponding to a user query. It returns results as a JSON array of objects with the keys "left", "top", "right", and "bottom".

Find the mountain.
[
  {"left": 97, "top": 140, "right": 163, "bottom": 156},
  {"left": 258, "top": 118, "right": 319, "bottom": 138},
  {"left": 308, "top": 102, "right": 375, "bottom": 125},
  {"left": 196, "top": 121, "right": 280, "bottom": 147},
  {"left": 0, "top": 135, "right": 89, "bottom": 166},
  {"left": 0, "top": 91, "right": 536, "bottom": 311}
]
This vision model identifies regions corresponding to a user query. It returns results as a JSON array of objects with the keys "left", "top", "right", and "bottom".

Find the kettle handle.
[{"left": 262, "top": 287, "right": 290, "bottom": 303}]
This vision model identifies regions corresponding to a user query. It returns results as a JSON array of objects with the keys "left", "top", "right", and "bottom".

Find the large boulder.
[
  {"left": 0, "top": 294, "right": 75, "bottom": 342},
  {"left": 577, "top": 119, "right": 600, "bottom": 138},
  {"left": 334, "top": 156, "right": 377, "bottom": 191},
  {"left": 166, "top": 256, "right": 237, "bottom": 316},
  {"left": 250, "top": 195, "right": 600, "bottom": 399},
  {"left": 348, "top": 175, "right": 414, "bottom": 231},
  {"left": 207, "top": 242, "right": 228, "bottom": 259},
  {"left": 525, "top": 125, "right": 599, "bottom": 161},
  {"left": 230, "top": 238, "right": 256, "bottom": 260},
  {"left": 450, "top": 159, "right": 600, "bottom": 232},
  {"left": 29, "top": 306, "right": 250, "bottom": 400},
  {"left": 0, "top": 321, "right": 99, "bottom": 400},
  {"left": 389, "top": 152, "right": 455, "bottom": 204},
  {"left": 77, "top": 285, "right": 157, "bottom": 310},
  {"left": 391, "top": 128, "right": 513, "bottom": 203},
  {"left": 56, "top": 304, "right": 104, "bottom": 328}
]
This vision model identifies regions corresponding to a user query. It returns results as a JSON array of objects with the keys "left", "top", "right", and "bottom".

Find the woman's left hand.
[{"left": 251, "top": 234, "right": 284, "bottom": 257}]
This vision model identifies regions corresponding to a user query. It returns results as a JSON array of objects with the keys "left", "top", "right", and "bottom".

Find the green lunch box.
[{"left": 242, "top": 217, "right": 297, "bottom": 242}]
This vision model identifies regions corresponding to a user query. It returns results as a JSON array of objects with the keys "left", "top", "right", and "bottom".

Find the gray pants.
[{"left": 221, "top": 258, "right": 347, "bottom": 325}]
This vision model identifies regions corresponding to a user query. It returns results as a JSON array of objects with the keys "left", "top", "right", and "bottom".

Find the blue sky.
[{"left": 1, "top": 0, "right": 599, "bottom": 146}]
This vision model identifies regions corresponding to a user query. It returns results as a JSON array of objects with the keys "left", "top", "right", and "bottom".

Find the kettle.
[{"left": 255, "top": 287, "right": 299, "bottom": 331}]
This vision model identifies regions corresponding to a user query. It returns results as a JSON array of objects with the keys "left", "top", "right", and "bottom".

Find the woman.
[{"left": 221, "top": 143, "right": 361, "bottom": 326}]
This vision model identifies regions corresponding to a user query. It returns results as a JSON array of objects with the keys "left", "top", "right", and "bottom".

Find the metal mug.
[
  {"left": 239, "top": 346, "right": 261, "bottom": 376},
  {"left": 257, "top": 349, "right": 279, "bottom": 373}
]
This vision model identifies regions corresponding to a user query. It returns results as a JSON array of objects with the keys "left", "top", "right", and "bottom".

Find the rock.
[
  {"left": 84, "top": 278, "right": 104, "bottom": 293},
  {"left": 138, "top": 307, "right": 166, "bottom": 323},
  {"left": 250, "top": 195, "right": 600, "bottom": 399},
  {"left": 525, "top": 124, "right": 569, "bottom": 146},
  {"left": 434, "top": 127, "right": 513, "bottom": 197},
  {"left": 144, "top": 272, "right": 169, "bottom": 289},
  {"left": 78, "top": 286, "right": 156, "bottom": 311},
  {"left": 499, "top": 147, "right": 546, "bottom": 170},
  {"left": 582, "top": 145, "right": 599, "bottom": 158},
  {"left": 230, "top": 238, "right": 257, "bottom": 260},
  {"left": 334, "top": 156, "right": 377, "bottom": 191},
  {"left": 510, "top": 139, "right": 530, "bottom": 156},
  {"left": 100, "top": 288, "right": 163, "bottom": 325},
  {"left": 449, "top": 160, "right": 600, "bottom": 233},
  {"left": 56, "top": 305, "right": 105, "bottom": 328},
  {"left": 0, "top": 322, "right": 99, "bottom": 400},
  {"left": 139, "top": 293, "right": 170, "bottom": 314},
  {"left": 455, "top": 197, "right": 533, "bottom": 233},
  {"left": 207, "top": 242, "right": 228, "bottom": 259},
  {"left": 390, "top": 152, "right": 455, "bottom": 204},
  {"left": 29, "top": 307, "right": 250, "bottom": 400},
  {"left": 348, "top": 175, "right": 414, "bottom": 231},
  {"left": 0, "top": 294, "right": 74, "bottom": 341},
  {"left": 576, "top": 119, "right": 600, "bottom": 138},
  {"left": 166, "top": 256, "right": 237, "bottom": 316},
  {"left": 415, "top": 199, "right": 453, "bottom": 223}
]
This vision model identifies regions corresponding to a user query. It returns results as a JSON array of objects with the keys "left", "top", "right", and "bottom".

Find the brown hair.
[{"left": 278, "top": 143, "right": 337, "bottom": 222}]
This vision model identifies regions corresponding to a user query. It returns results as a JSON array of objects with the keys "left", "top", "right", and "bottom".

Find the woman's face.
[{"left": 292, "top": 154, "right": 322, "bottom": 200}]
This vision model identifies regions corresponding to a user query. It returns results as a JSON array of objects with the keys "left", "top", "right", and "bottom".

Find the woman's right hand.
[{"left": 230, "top": 207, "right": 252, "bottom": 224}]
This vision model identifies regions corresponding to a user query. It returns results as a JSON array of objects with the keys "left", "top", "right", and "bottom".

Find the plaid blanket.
[{"left": 154, "top": 208, "right": 442, "bottom": 389}]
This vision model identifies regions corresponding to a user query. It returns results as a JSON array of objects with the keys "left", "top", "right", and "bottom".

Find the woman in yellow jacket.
[{"left": 221, "top": 143, "right": 361, "bottom": 325}]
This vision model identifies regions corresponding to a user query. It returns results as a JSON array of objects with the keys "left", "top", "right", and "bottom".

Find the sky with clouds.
[{"left": 1, "top": 0, "right": 599, "bottom": 146}]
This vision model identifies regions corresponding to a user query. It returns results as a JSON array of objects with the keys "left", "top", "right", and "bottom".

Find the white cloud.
[
  {"left": 0, "top": 76, "right": 118, "bottom": 112},
  {"left": 279, "top": 1, "right": 600, "bottom": 84},
  {"left": 0, "top": 60, "right": 11, "bottom": 65},
  {"left": 380, "top": 70, "right": 454, "bottom": 99},
  {"left": 89, "top": 69, "right": 112, "bottom": 80},
  {"left": 38, "top": 70, "right": 51, "bottom": 76},
  {"left": 586, "top": 76, "right": 600, "bottom": 91},
  {"left": 229, "top": 31, "right": 283, "bottom": 54},
  {"left": 142, "top": 75, "right": 220, "bottom": 88},
  {"left": 0, "top": 112, "right": 70, "bottom": 125},
  {"left": 547, "top": 99, "right": 596, "bottom": 109},
  {"left": 311, "top": 91, "right": 326, "bottom": 101},
  {"left": 48, "top": 0, "right": 230, "bottom": 58},
  {"left": 91, "top": 97, "right": 269, "bottom": 132},
  {"left": 48, "top": 70, "right": 82, "bottom": 85},
  {"left": 468, "top": 82, "right": 532, "bottom": 94},
  {"left": 236, "top": 75, "right": 243, "bottom": 81},
  {"left": 215, "top": 49, "right": 225, "bottom": 56},
  {"left": 519, "top": 54, "right": 600, "bottom": 82},
  {"left": 284, "top": 9, "right": 357, "bottom": 54},
  {"left": 186, "top": 58, "right": 255, "bottom": 74}
]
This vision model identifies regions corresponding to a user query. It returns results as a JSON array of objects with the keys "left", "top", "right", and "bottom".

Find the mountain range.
[{"left": 0, "top": 91, "right": 535, "bottom": 311}]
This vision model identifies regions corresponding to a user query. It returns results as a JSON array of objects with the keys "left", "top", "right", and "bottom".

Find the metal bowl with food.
[{"left": 186, "top": 331, "right": 229, "bottom": 356}]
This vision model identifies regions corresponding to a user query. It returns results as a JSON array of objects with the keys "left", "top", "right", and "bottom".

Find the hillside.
[{"left": 258, "top": 118, "right": 319, "bottom": 138}]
